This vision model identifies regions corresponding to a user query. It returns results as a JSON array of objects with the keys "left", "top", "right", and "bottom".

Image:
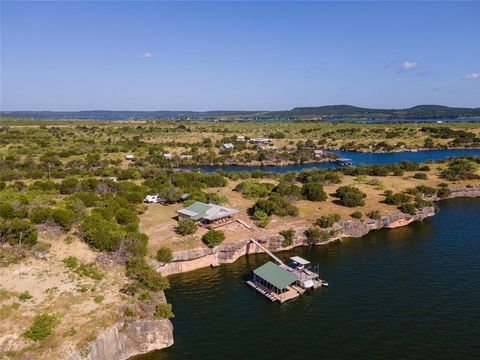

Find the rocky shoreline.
[{"left": 158, "top": 186, "right": 480, "bottom": 276}]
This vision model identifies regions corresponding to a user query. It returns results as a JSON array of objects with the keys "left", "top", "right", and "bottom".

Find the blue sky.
[{"left": 1, "top": 1, "right": 479, "bottom": 111}]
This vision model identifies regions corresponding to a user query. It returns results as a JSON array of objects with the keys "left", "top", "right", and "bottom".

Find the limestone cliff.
[{"left": 66, "top": 319, "right": 173, "bottom": 360}]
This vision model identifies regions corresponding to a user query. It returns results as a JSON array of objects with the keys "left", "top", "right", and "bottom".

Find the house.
[
  {"left": 180, "top": 154, "right": 193, "bottom": 160},
  {"left": 177, "top": 201, "right": 239, "bottom": 228},
  {"left": 249, "top": 137, "right": 271, "bottom": 144},
  {"left": 125, "top": 154, "right": 134, "bottom": 160},
  {"left": 236, "top": 135, "right": 246, "bottom": 142},
  {"left": 314, "top": 149, "right": 324, "bottom": 158},
  {"left": 220, "top": 143, "right": 234, "bottom": 151},
  {"left": 163, "top": 153, "right": 172, "bottom": 159}
]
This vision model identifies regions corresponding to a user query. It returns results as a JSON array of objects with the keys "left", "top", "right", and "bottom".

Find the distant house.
[
  {"left": 314, "top": 149, "right": 324, "bottom": 158},
  {"left": 249, "top": 138, "right": 271, "bottom": 144},
  {"left": 163, "top": 153, "right": 173, "bottom": 159},
  {"left": 220, "top": 143, "right": 234, "bottom": 151},
  {"left": 236, "top": 135, "right": 246, "bottom": 142},
  {"left": 180, "top": 154, "right": 193, "bottom": 160},
  {"left": 125, "top": 154, "right": 134, "bottom": 160},
  {"left": 177, "top": 201, "right": 239, "bottom": 228}
]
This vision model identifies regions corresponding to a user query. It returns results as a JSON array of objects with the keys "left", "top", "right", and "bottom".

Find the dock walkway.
[{"left": 249, "top": 238, "right": 285, "bottom": 266}]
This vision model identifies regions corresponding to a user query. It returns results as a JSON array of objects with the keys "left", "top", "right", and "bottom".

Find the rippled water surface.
[
  {"left": 183, "top": 149, "right": 480, "bottom": 173},
  {"left": 137, "top": 199, "right": 480, "bottom": 360}
]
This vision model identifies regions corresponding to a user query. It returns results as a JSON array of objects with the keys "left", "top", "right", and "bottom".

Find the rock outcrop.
[{"left": 66, "top": 319, "right": 173, "bottom": 360}]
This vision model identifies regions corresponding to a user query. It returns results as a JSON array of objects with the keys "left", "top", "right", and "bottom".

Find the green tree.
[
  {"left": 156, "top": 247, "right": 173, "bottom": 263},
  {"left": 202, "top": 229, "right": 225, "bottom": 248},
  {"left": 301, "top": 183, "right": 327, "bottom": 201},
  {"left": 0, "top": 219, "right": 37, "bottom": 247},
  {"left": 335, "top": 186, "right": 366, "bottom": 207},
  {"left": 176, "top": 218, "right": 198, "bottom": 236}
]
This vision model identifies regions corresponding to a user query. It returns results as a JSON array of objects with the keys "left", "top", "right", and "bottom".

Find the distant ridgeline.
[
  {"left": 265, "top": 105, "right": 480, "bottom": 119},
  {"left": 1, "top": 105, "right": 480, "bottom": 120}
]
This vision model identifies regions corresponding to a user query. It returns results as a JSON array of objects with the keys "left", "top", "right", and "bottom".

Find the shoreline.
[{"left": 157, "top": 186, "right": 480, "bottom": 277}]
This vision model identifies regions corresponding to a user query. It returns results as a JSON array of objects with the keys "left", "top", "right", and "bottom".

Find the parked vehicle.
[{"left": 144, "top": 194, "right": 163, "bottom": 203}]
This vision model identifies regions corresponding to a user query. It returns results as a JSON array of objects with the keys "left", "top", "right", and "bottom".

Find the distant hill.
[
  {"left": 1, "top": 105, "right": 479, "bottom": 120},
  {"left": 265, "top": 105, "right": 480, "bottom": 119}
]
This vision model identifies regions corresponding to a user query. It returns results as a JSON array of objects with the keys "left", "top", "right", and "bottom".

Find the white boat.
[{"left": 321, "top": 280, "right": 329, "bottom": 287}]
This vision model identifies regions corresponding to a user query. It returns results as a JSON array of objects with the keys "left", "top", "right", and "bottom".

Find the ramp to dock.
[{"left": 249, "top": 238, "right": 285, "bottom": 266}]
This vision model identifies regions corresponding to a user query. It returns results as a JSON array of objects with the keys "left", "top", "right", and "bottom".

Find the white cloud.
[
  {"left": 463, "top": 72, "right": 479, "bottom": 80},
  {"left": 400, "top": 61, "right": 419, "bottom": 71},
  {"left": 142, "top": 52, "right": 153, "bottom": 59}
]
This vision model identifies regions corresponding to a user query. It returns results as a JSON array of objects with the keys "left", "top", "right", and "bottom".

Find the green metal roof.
[
  {"left": 182, "top": 202, "right": 211, "bottom": 220},
  {"left": 253, "top": 261, "right": 297, "bottom": 290}
]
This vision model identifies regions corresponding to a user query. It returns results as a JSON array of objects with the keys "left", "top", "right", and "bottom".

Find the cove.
[
  {"left": 182, "top": 149, "right": 480, "bottom": 173},
  {"left": 136, "top": 198, "right": 480, "bottom": 359}
]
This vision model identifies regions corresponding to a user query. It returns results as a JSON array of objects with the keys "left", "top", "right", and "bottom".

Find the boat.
[{"left": 321, "top": 280, "right": 329, "bottom": 287}]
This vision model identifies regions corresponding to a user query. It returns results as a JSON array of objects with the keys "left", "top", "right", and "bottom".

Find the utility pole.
[{"left": 48, "top": 163, "right": 52, "bottom": 181}]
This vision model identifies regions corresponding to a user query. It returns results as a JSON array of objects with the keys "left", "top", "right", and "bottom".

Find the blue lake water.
[
  {"left": 183, "top": 149, "right": 480, "bottom": 173},
  {"left": 135, "top": 198, "right": 480, "bottom": 360}
]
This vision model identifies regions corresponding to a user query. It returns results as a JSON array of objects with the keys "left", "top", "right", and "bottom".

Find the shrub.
[
  {"left": 301, "top": 183, "right": 327, "bottom": 201},
  {"left": 63, "top": 256, "right": 79, "bottom": 270},
  {"left": 51, "top": 208, "right": 76, "bottom": 231},
  {"left": 80, "top": 213, "right": 124, "bottom": 252},
  {"left": 413, "top": 172, "right": 428, "bottom": 180},
  {"left": 351, "top": 211, "right": 363, "bottom": 220},
  {"left": 415, "top": 185, "right": 437, "bottom": 196},
  {"left": 19, "top": 291, "right": 33, "bottom": 301},
  {"left": 234, "top": 180, "right": 273, "bottom": 198},
  {"left": 304, "top": 227, "right": 330, "bottom": 244},
  {"left": 272, "top": 181, "right": 302, "bottom": 199},
  {"left": 254, "top": 194, "right": 299, "bottom": 217},
  {"left": 335, "top": 186, "right": 366, "bottom": 207},
  {"left": 122, "top": 232, "right": 148, "bottom": 257},
  {"left": 176, "top": 218, "right": 198, "bottom": 236},
  {"left": 23, "top": 313, "right": 59, "bottom": 341},
  {"left": 202, "top": 229, "right": 225, "bottom": 248},
  {"left": 30, "top": 207, "right": 51, "bottom": 224},
  {"left": 279, "top": 228, "right": 295, "bottom": 247},
  {"left": 0, "top": 203, "right": 15, "bottom": 219},
  {"left": 0, "top": 219, "right": 37, "bottom": 247},
  {"left": 398, "top": 203, "right": 417, "bottom": 216},
  {"left": 125, "top": 257, "right": 169, "bottom": 292},
  {"left": 253, "top": 210, "right": 270, "bottom": 228},
  {"left": 69, "top": 192, "right": 99, "bottom": 207},
  {"left": 315, "top": 214, "right": 341, "bottom": 228},
  {"left": 367, "top": 210, "right": 382, "bottom": 220},
  {"left": 384, "top": 191, "right": 412, "bottom": 205},
  {"left": 154, "top": 303, "right": 174, "bottom": 319},
  {"left": 436, "top": 187, "right": 451, "bottom": 199},
  {"left": 59, "top": 177, "right": 79, "bottom": 194},
  {"left": 93, "top": 295, "right": 105, "bottom": 303},
  {"left": 115, "top": 208, "right": 139, "bottom": 228},
  {"left": 156, "top": 247, "right": 173, "bottom": 263}
]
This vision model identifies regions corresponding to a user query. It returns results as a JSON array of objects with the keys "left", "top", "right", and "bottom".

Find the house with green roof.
[{"left": 177, "top": 201, "right": 239, "bottom": 228}]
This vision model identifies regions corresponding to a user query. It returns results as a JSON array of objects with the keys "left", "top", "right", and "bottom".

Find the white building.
[
  {"left": 236, "top": 135, "right": 246, "bottom": 142},
  {"left": 249, "top": 138, "right": 272, "bottom": 144},
  {"left": 314, "top": 149, "right": 324, "bottom": 158},
  {"left": 180, "top": 154, "right": 193, "bottom": 160},
  {"left": 125, "top": 154, "right": 134, "bottom": 160},
  {"left": 163, "top": 153, "right": 173, "bottom": 159},
  {"left": 220, "top": 143, "right": 234, "bottom": 151}
]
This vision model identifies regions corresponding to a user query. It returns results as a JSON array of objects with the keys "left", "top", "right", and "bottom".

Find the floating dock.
[{"left": 247, "top": 239, "right": 328, "bottom": 303}]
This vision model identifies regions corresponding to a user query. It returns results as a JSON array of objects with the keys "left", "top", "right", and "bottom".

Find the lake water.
[
  {"left": 136, "top": 198, "right": 480, "bottom": 360},
  {"left": 183, "top": 149, "right": 480, "bottom": 173}
]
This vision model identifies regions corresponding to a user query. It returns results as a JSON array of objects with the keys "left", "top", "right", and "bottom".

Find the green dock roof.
[{"left": 253, "top": 261, "right": 297, "bottom": 290}]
